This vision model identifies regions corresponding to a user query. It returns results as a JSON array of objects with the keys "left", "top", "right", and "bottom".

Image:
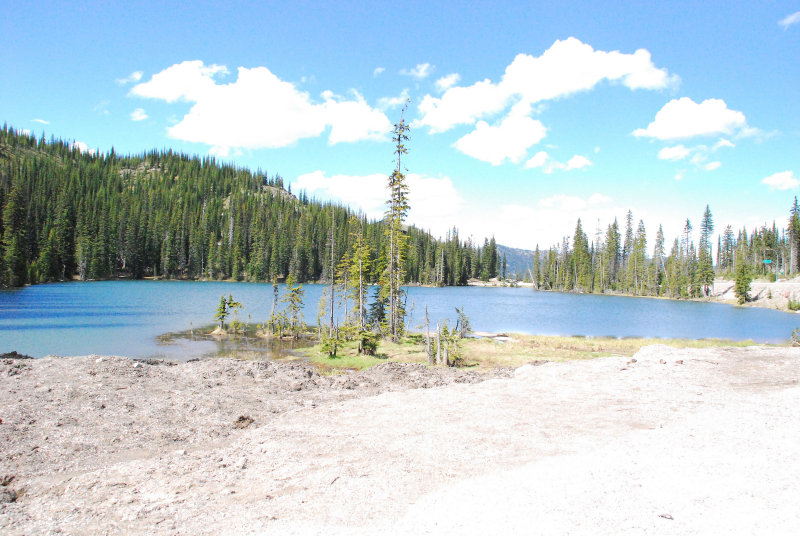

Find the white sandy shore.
[{"left": 2, "top": 346, "right": 799, "bottom": 534}]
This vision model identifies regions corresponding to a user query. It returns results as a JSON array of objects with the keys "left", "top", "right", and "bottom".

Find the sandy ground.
[
  {"left": 2, "top": 347, "right": 799, "bottom": 535},
  {"left": 710, "top": 276, "right": 800, "bottom": 311}
]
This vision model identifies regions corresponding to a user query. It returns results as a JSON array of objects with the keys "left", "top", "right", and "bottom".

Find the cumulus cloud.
[
  {"left": 377, "top": 89, "right": 410, "bottom": 110},
  {"left": 713, "top": 138, "right": 735, "bottom": 151},
  {"left": 658, "top": 145, "right": 692, "bottom": 161},
  {"left": 373, "top": 67, "right": 385, "bottom": 77},
  {"left": 130, "top": 61, "right": 391, "bottom": 152},
  {"left": 130, "top": 108, "right": 148, "bottom": 121},
  {"left": 659, "top": 138, "right": 734, "bottom": 171},
  {"left": 32, "top": 118, "right": 49, "bottom": 125},
  {"left": 525, "top": 150, "right": 593, "bottom": 173},
  {"left": 71, "top": 141, "right": 97, "bottom": 155},
  {"left": 416, "top": 37, "right": 675, "bottom": 133},
  {"left": 453, "top": 103, "right": 546, "bottom": 165},
  {"left": 633, "top": 97, "right": 747, "bottom": 140},
  {"left": 588, "top": 193, "right": 612, "bottom": 205},
  {"left": 116, "top": 71, "right": 143, "bottom": 85},
  {"left": 291, "top": 171, "right": 464, "bottom": 237},
  {"left": 779, "top": 11, "right": 800, "bottom": 29},
  {"left": 435, "top": 73, "right": 461, "bottom": 92},
  {"left": 565, "top": 155, "right": 593, "bottom": 170},
  {"left": 762, "top": 171, "right": 799, "bottom": 190},
  {"left": 401, "top": 62, "right": 434, "bottom": 79},
  {"left": 417, "top": 78, "right": 509, "bottom": 133}
]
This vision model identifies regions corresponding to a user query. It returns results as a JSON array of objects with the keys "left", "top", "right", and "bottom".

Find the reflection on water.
[
  {"left": 2, "top": 280, "right": 799, "bottom": 359},
  {"left": 156, "top": 326, "right": 313, "bottom": 362}
]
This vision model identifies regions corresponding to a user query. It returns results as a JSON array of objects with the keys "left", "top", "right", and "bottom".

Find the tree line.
[
  {"left": 0, "top": 125, "right": 501, "bottom": 289},
  {"left": 530, "top": 202, "right": 799, "bottom": 299}
]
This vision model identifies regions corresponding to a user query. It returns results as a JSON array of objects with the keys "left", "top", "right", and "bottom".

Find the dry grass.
[{"left": 300, "top": 333, "right": 765, "bottom": 372}]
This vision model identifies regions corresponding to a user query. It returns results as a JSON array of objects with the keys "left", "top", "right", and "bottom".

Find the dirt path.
[{"left": 1, "top": 347, "right": 799, "bottom": 534}]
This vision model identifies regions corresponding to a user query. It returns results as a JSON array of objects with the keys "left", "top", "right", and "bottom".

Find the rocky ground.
[
  {"left": 1, "top": 347, "right": 799, "bottom": 534},
  {"left": 710, "top": 276, "right": 800, "bottom": 311}
]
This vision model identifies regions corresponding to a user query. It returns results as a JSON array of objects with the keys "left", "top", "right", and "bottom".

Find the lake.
[{"left": 1, "top": 280, "right": 799, "bottom": 359}]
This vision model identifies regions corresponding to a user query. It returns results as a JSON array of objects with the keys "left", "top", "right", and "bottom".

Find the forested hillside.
[{"left": 0, "top": 126, "right": 501, "bottom": 288}]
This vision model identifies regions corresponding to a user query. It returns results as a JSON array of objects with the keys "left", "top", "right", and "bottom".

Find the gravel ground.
[{"left": 1, "top": 346, "right": 798, "bottom": 535}]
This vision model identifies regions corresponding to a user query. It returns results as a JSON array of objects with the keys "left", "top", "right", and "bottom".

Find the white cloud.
[
  {"left": 130, "top": 108, "right": 148, "bottom": 121},
  {"left": 525, "top": 150, "right": 593, "bottom": 173},
  {"left": 762, "top": 171, "right": 799, "bottom": 191},
  {"left": 71, "top": 141, "right": 97, "bottom": 155},
  {"left": 377, "top": 89, "right": 410, "bottom": 110},
  {"left": 588, "top": 193, "right": 612, "bottom": 205},
  {"left": 704, "top": 161, "right": 722, "bottom": 171},
  {"left": 130, "top": 61, "right": 229, "bottom": 102},
  {"left": 322, "top": 90, "right": 393, "bottom": 144},
  {"left": 416, "top": 37, "right": 675, "bottom": 133},
  {"left": 539, "top": 194, "right": 589, "bottom": 212},
  {"left": 565, "top": 155, "right": 593, "bottom": 170},
  {"left": 713, "top": 138, "right": 735, "bottom": 151},
  {"left": 675, "top": 170, "right": 686, "bottom": 181},
  {"left": 130, "top": 61, "right": 391, "bottom": 152},
  {"left": 477, "top": 193, "right": 623, "bottom": 249},
  {"left": 633, "top": 97, "right": 747, "bottom": 140},
  {"left": 116, "top": 71, "right": 143, "bottom": 85},
  {"left": 435, "top": 73, "right": 461, "bottom": 92},
  {"left": 779, "top": 11, "right": 800, "bottom": 29},
  {"left": 32, "top": 118, "right": 49, "bottom": 125},
  {"left": 453, "top": 103, "right": 546, "bottom": 165},
  {"left": 416, "top": 78, "right": 508, "bottom": 133},
  {"left": 373, "top": 67, "right": 385, "bottom": 77},
  {"left": 658, "top": 144, "right": 692, "bottom": 161},
  {"left": 290, "top": 171, "right": 464, "bottom": 238},
  {"left": 401, "top": 62, "right": 434, "bottom": 79}
]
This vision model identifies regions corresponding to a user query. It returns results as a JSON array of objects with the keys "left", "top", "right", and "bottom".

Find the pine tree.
[
  {"left": 383, "top": 102, "right": 411, "bottom": 341},
  {"left": 734, "top": 262, "right": 751, "bottom": 304},
  {"left": 282, "top": 275, "right": 305, "bottom": 339},
  {"left": 698, "top": 205, "right": 714, "bottom": 295},
  {"left": 2, "top": 185, "right": 27, "bottom": 287},
  {"left": 214, "top": 295, "right": 228, "bottom": 330},
  {"left": 789, "top": 197, "right": 800, "bottom": 276},
  {"left": 345, "top": 216, "right": 372, "bottom": 330}
]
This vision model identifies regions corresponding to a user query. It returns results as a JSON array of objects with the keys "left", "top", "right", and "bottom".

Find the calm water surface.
[{"left": 1, "top": 281, "right": 798, "bottom": 359}]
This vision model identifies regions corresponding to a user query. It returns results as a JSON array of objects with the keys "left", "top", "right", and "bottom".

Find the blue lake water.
[{"left": 1, "top": 280, "right": 799, "bottom": 359}]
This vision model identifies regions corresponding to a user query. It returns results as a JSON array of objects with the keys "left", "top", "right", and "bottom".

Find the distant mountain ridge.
[{"left": 496, "top": 244, "right": 534, "bottom": 279}]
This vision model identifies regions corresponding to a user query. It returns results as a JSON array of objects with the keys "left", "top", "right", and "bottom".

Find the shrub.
[{"left": 358, "top": 331, "right": 379, "bottom": 356}]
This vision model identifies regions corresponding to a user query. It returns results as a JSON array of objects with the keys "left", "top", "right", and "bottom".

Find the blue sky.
[{"left": 3, "top": 1, "right": 799, "bottom": 250}]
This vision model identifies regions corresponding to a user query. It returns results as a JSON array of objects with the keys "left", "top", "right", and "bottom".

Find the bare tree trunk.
[
  {"left": 329, "top": 211, "right": 335, "bottom": 338},
  {"left": 436, "top": 322, "right": 441, "bottom": 365},
  {"left": 425, "top": 306, "right": 433, "bottom": 365}
]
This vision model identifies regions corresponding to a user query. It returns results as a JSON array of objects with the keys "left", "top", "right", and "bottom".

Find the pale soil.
[
  {"left": 2, "top": 347, "right": 799, "bottom": 535},
  {"left": 710, "top": 276, "right": 800, "bottom": 311}
]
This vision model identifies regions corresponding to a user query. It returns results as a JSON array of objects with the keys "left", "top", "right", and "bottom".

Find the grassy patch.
[
  {"left": 298, "top": 337, "right": 430, "bottom": 373},
  {"left": 460, "top": 334, "right": 761, "bottom": 369},
  {"left": 298, "top": 333, "right": 765, "bottom": 372}
]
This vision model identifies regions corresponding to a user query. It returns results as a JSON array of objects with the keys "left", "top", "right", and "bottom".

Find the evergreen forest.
[
  {"left": 0, "top": 126, "right": 501, "bottom": 288},
  {"left": 530, "top": 203, "right": 800, "bottom": 299},
  {"left": 2, "top": 125, "right": 798, "bottom": 302}
]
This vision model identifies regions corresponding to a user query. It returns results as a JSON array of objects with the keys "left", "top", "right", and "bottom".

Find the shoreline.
[{"left": 469, "top": 276, "right": 800, "bottom": 313}]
